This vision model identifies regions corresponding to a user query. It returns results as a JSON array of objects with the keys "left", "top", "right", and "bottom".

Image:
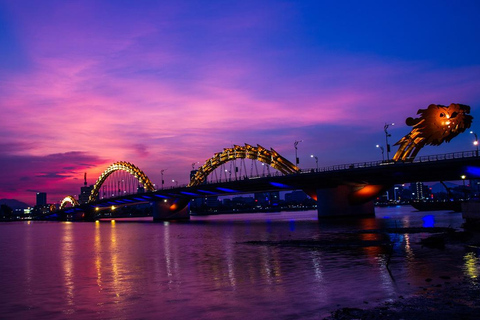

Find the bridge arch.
[
  {"left": 89, "top": 161, "right": 155, "bottom": 202},
  {"left": 60, "top": 195, "right": 79, "bottom": 209},
  {"left": 188, "top": 144, "right": 299, "bottom": 187}
]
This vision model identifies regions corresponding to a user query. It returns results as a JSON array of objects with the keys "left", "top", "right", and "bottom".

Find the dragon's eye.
[{"left": 439, "top": 113, "right": 445, "bottom": 117}]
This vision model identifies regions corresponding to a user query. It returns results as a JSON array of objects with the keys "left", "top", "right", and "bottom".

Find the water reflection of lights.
[
  {"left": 62, "top": 223, "right": 75, "bottom": 314},
  {"left": 422, "top": 215, "right": 435, "bottom": 228},
  {"left": 463, "top": 252, "right": 479, "bottom": 280},
  {"left": 110, "top": 219, "right": 120, "bottom": 294},
  {"left": 95, "top": 221, "right": 103, "bottom": 291},
  {"left": 404, "top": 234, "right": 415, "bottom": 262},
  {"left": 309, "top": 251, "right": 327, "bottom": 301},
  {"left": 376, "top": 255, "right": 396, "bottom": 296},
  {"left": 163, "top": 221, "right": 174, "bottom": 282},
  {"left": 260, "top": 246, "right": 282, "bottom": 284},
  {"left": 225, "top": 237, "right": 237, "bottom": 289},
  {"left": 24, "top": 220, "right": 33, "bottom": 297},
  {"left": 310, "top": 251, "right": 323, "bottom": 282}
]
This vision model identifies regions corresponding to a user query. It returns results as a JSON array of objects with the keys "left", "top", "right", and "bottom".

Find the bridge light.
[
  {"left": 111, "top": 205, "right": 116, "bottom": 210},
  {"left": 95, "top": 207, "right": 99, "bottom": 211}
]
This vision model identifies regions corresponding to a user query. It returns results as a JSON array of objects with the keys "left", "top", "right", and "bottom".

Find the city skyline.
[{"left": 1, "top": 1, "right": 480, "bottom": 205}]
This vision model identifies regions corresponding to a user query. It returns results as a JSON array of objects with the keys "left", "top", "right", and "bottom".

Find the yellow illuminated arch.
[
  {"left": 89, "top": 161, "right": 155, "bottom": 202},
  {"left": 60, "top": 195, "right": 79, "bottom": 209},
  {"left": 188, "top": 144, "right": 299, "bottom": 187}
]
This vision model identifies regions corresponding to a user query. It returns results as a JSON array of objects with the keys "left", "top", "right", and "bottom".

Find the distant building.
[
  {"left": 415, "top": 182, "right": 424, "bottom": 200},
  {"left": 36, "top": 192, "right": 47, "bottom": 206},
  {"left": 79, "top": 185, "right": 94, "bottom": 204},
  {"left": 254, "top": 192, "right": 280, "bottom": 206},
  {"left": 285, "top": 191, "right": 308, "bottom": 203},
  {"left": 232, "top": 196, "right": 254, "bottom": 206},
  {"left": 79, "top": 173, "right": 94, "bottom": 203},
  {"left": 192, "top": 196, "right": 219, "bottom": 209},
  {"left": 412, "top": 182, "right": 431, "bottom": 200}
]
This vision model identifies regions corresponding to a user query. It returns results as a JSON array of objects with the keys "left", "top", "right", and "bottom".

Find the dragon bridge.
[
  {"left": 88, "top": 161, "right": 155, "bottom": 202},
  {"left": 188, "top": 143, "right": 300, "bottom": 187},
  {"left": 60, "top": 195, "right": 79, "bottom": 209}
]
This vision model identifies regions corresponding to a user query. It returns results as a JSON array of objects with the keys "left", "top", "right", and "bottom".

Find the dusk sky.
[{"left": 1, "top": 0, "right": 480, "bottom": 205}]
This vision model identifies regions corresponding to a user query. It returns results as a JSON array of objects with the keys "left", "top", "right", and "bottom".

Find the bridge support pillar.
[
  {"left": 316, "top": 185, "right": 375, "bottom": 218},
  {"left": 151, "top": 198, "right": 190, "bottom": 221}
]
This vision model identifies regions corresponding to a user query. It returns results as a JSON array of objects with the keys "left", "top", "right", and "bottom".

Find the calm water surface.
[{"left": 1, "top": 206, "right": 479, "bottom": 319}]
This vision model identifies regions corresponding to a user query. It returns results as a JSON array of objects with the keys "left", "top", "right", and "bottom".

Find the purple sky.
[{"left": 1, "top": 0, "right": 480, "bottom": 205}]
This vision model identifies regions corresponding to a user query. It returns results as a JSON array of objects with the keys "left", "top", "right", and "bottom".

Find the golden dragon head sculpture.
[{"left": 393, "top": 103, "right": 473, "bottom": 161}]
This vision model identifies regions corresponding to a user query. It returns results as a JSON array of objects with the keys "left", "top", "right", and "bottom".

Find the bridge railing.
[
  {"left": 415, "top": 150, "right": 477, "bottom": 162},
  {"left": 300, "top": 150, "right": 478, "bottom": 174}
]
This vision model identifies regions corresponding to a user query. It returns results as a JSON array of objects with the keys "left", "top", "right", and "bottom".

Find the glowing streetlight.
[
  {"left": 172, "top": 179, "right": 178, "bottom": 187},
  {"left": 470, "top": 131, "right": 478, "bottom": 156},
  {"left": 310, "top": 154, "right": 318, "bottom": 172},
  {"left": 384, "top": 123, "right": 394, "bottom": 160},
  {"left": 376, "top": 144, "right": 385, "bottom": 161},
  {"left": 461, "top": 175, "right": 467, "bottom": 199}
]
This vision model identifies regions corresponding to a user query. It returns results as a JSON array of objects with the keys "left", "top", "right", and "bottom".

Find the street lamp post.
[
  {"left": 161, "top": 169, "right": 166, "bottom": 189},
  {"left": 172, "top": 179, "right": 178, "bottom": 187},
  {"left": 384, "top": 123, "right": 394, "bottom": 160},
  {"left": 470, "top": 131, "right": 478, "bottom": 156},
  {"left": 310, "top": 154, "right": 318, "bottom": 172},
  {"left": 376, "top": 144, "right": 385, "bottom": 161},
  {"left": 294, "top": 140, "right": 302, "bottom": 167}
]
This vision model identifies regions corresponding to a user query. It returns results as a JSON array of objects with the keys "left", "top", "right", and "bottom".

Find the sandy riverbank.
[{"left": 325, "top": 229, "right": 480, "bottom": 319}]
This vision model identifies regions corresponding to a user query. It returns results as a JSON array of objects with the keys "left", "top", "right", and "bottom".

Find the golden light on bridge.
[
  {"left": 89, "top": 161, "right": 155, "bottom": 203},
  {"left": 189, "top": 143, "right": 299, "bottom": 187}
]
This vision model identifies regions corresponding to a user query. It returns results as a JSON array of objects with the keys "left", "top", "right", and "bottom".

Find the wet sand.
[{"left": 325, "top": 230, "right": 480, "bottom": 320}]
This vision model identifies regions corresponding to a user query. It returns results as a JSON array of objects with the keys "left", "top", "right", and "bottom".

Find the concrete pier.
[{"left": 152, "top": 198, "right": 190, "bottom": 221}]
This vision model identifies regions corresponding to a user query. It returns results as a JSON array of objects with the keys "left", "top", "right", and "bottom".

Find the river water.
[{"left": 1, "top": 206, "right": 479, "bottom": 319}]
